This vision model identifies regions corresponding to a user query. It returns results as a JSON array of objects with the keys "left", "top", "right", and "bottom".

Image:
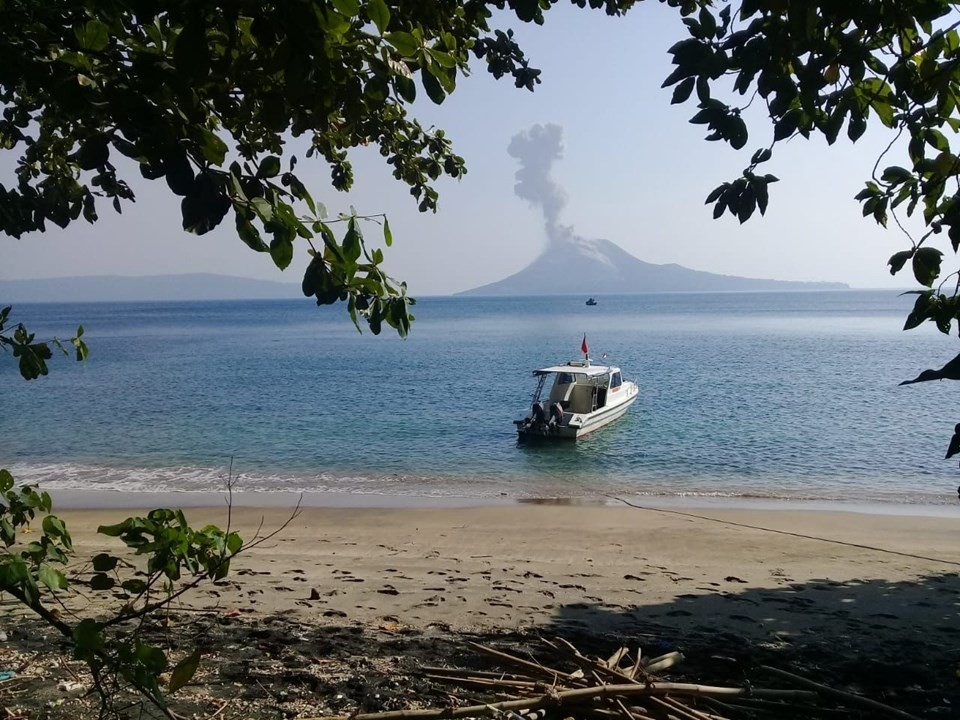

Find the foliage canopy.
[{"left": 1, "top": 0, "right": 635, "bottom": 341}]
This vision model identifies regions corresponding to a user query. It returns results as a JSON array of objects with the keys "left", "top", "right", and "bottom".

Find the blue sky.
[{"left": 1, "top": 3, "right": 926, "bottom": 294}]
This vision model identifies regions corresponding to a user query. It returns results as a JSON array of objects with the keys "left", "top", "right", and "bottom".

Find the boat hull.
[{"left": 516, "top": 382, "right": 638, "bottom": 441}]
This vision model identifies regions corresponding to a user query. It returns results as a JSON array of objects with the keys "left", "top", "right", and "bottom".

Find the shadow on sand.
[
  {"left": 541, "top": 570, "right": 960, "bottom": 715},
  {"left": 6, "top": 571, "right": 959, "bottom": 718}
]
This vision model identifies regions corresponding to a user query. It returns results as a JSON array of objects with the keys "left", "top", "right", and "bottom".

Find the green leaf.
[
  {"left": 270, "top": 236, "right": 294, "bottom": 270},
  {"left": 393, "top": 75, "right": 416, "bottom": 103},
  {"left": 169, "top": 649, "right": 202, "bottom": 693},
  {"left": 903, "top": 291, "right": 934, "bottom": 330},
  {"left": 847, "top": 115, "right": 867, "bottom": 142},
  {"left": 383, "top": 217, "right": 393, "bottom": 247},
  {"left": 75, "top": 20, "right": 110, "bottom": 52},
  {"left": 163, "top": 150, "right": 194, "bottom": 197},
  {"left": 97, "top": 521, "right": 129, "bottom": 537},
  {"left": 773, "top": 109, "right": 800, "bottom": 141},
  {"left": 727, "top": 115, "right": 748, "bottom": 150},
  {"left": 881, "top": 166, "right": 913, "bottom": 185},
  {"left": 73, "top": 619, "right": 104, "bottom": 653},
  {"left": 428, "top": 49, "right": 457, "bottom": 69},
  {"left": 42, "top": 515, "right": 67, "bottom": 539},
  {"left": 258, "top": 156, "right": 281, "bottom": 179},
  {"left": 181, "top": 172, "right": 231, "bottom": 235},
  {"left": 949, "top": 224, "right": 960, "bottom": 253},
  {"left": 251, "top": 197, "right": 273, "bottom": 222},
  {"left": 385, "top": 32, "right": 420, "bottom": 57},
  {"left": 421, "top": 69, "right": 446, "bottom": 104},
  {"left": 0, "top": 470, "right": 13, "bottom": 493},
  {"left": 199, "top": 128, "right": 227, "bottom": 165},
  {"left": 912, "top": 247, "right": 943, "bottom": 287},
  {"left": 331, "top": 0, "right": 360, "bottom": 17},
  {"left": 671, "top": 77, "right": 695, "bottom": 104},
  {"left": 236, "top": 215, "right": 268, "bottom": 252},
  {"left": 699, "top": 6, "right": 717, "bottom": 37},
  {"left": 368, "top": 0, "right": 390, "bottom": 33},
  {"left": 753, "top": 177, "right": 769, "bottom": 215},
  {"left": 136, "top": 643, "right": 167, "bottom": 674},
  {"left": 38, "top": 565, "right": 68, "bottom": 592},
  {"left": 888, "top": 249, "right": 915, "bottom": 275}
]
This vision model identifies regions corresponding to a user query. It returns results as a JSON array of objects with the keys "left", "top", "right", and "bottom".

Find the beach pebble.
[{"left": 57, "top": 680, "right": 85, "bottom": 693}]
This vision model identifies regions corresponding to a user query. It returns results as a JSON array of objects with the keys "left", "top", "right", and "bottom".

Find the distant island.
[
  {"left": 0, "top": 273, "right": 300, "bottom": 303},
  {"left": 460, "top": 236, "right": 848, "bottom": 295}
]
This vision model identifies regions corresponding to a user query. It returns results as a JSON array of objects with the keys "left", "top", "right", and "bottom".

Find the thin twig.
[{"left": 465, "top": 642, "right": 573, "bottom": 682}]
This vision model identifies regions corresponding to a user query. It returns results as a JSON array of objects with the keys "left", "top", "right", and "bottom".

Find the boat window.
[
  {"left": 556, "top": 372, "right": 575, "bottom": 385},
  {"left": 611, "top": 372, "right": 622, "bottom": 388}
]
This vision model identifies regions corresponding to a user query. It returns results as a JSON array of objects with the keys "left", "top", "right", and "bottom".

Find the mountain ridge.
[{"left": 459, "top": 236, "right": 848, "bottom": 295}]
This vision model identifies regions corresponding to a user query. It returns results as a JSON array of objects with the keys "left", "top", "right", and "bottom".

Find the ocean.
[{"left": 3, "top": 291, "right": 960, "bottom": 508}]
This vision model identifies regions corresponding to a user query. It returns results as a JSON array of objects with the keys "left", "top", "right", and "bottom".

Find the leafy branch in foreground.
[
  {"left": 0, "top": 0, "right": 637, "bottom": 343},
  {"left": 661, "top": 0, "right": 960, "bottom": 461},
  {"left": 0, "top": 306, "right": 88, "bottom": 380},
  {"left": 0, "top": 467, "right": 301, "bottom": 717}
]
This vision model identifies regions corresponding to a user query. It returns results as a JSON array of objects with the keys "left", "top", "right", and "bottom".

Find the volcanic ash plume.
[{"left": 507, "top": 123, "right": 567, "bottom": 239}]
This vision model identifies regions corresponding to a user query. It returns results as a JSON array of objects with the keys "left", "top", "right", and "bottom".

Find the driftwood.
[{"left": 305, "top": 637, "right": 923, "bottom": 720}]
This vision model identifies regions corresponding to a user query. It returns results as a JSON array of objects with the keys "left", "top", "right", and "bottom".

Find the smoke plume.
[{"left": 507, "top": 124, "right": 567, "bottom": 239}]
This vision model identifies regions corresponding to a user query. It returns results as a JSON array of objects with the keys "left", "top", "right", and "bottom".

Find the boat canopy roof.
[{"left": 534, "top": 363, "right": 618, "bottom": 377}]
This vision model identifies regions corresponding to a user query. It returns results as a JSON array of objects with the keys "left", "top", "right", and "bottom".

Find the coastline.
[{"left": 43, "top": 486, "right": 960, "bottom": 518}]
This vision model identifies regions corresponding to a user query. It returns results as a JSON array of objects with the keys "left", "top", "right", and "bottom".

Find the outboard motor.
[
  {"left": 549, "top": 402, "right": 564, "bottom": 427},
  {"left": 530, "top": 402, "right": 547, "bottom": 424}
]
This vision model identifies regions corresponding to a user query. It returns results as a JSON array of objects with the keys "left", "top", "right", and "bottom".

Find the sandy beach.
[{"left": 4, "top": 499, "right": 958, "bottom": 718}]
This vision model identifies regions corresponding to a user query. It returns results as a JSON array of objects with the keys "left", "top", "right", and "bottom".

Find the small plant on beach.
[{"left": 0, "top": 468, "right": 296, "bottom": 718}]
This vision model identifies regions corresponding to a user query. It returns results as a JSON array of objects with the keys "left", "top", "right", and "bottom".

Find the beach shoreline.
[
  {"left": 49, "top": 502, "right": 960, "bottom": 634},
  {"left": 41, "top": 486, "right": 960, "bottom": 517}
]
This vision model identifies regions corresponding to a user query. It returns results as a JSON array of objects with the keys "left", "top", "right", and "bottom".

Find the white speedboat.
[{"left": 514, "top": 356, "right": 639, "bottom": 440}]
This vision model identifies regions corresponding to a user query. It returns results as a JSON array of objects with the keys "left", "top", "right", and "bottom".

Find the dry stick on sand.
[
  {"left": 466, "top": 642, "right": 573, "bottom": 683},
  {"left": 544, "top": 637, "right": 648, "bottom": 685},
  {"left": 757, "top": 666, "right": 923, "bottom": 720}
]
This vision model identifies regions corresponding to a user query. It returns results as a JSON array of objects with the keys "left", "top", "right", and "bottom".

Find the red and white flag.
[{"left": 581, "top": 334, "right": 589, "bottom": 355}]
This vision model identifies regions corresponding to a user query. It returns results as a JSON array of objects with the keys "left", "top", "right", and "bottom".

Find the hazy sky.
[{"left": 1, "top": 4, "right": 927, "bottom": 294}]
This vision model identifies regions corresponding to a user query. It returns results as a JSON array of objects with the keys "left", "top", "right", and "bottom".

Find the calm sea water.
[{"left": 3, "top": 291, "right": 960, "bottom": 506}]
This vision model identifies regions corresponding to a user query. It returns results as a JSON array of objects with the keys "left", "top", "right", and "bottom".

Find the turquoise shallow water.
[{"left": 3, "top": 291, "right": 960, "bottom": 506}]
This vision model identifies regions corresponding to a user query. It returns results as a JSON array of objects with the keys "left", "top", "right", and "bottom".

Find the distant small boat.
[{"left": 585, "top": 298, "right": 598, "bottom": 306}]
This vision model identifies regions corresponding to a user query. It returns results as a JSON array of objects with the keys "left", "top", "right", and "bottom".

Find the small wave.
[{"left": 3, "top": 462, "right": 954, "bottom": 508}]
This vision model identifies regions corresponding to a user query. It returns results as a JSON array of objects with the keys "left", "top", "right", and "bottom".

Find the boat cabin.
[{"left": 532, "top": 361, "right": 623, "bottom": 417}]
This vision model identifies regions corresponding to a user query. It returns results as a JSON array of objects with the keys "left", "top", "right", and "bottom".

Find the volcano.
[{"left": 460, "top": 235, "right": 847, "bottom": 295}]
